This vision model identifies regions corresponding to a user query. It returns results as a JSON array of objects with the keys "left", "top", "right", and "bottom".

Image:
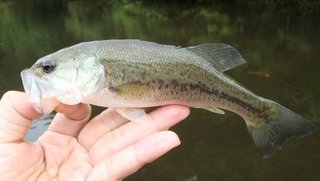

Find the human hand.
[{"left": 0, "top": 91, "right": 189, "bottom": 181}]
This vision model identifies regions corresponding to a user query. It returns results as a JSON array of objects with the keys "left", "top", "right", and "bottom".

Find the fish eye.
[{"left": 41, "top": 62, "right": 55, "bottom": 73}]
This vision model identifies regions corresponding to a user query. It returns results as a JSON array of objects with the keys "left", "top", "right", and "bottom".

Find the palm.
[
  {"left": 0, "top": 91, "right": 189, "bottom": 181},
  {"left": 5, "top": 134, "right": 91, "bottom": 180}
]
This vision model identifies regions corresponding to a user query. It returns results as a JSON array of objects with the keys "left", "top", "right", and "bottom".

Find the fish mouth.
[{"left": 21, "top": 69, "right": 59, "bottom": 114}]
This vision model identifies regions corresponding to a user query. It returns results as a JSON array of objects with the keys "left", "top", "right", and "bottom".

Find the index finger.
[
  {"left": 0, "top": 91, "right": 42, "bottom": 143},
  {"left": 47, "top": 103, "right": 91, "bottom": 137}
]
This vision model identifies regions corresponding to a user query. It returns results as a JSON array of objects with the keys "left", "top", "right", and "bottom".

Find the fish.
[{"left": 20, "top": 39, "right": 318, "bottom": 158}]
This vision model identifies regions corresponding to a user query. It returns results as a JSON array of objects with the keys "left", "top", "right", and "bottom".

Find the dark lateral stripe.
[
  {"left": 124, "top": 78, "right": 262, "bottom": 114},
  {"left": 102, "top": 60, "right": 262, "bottom": 114},
  {"left": 219, "top": 92, "right": 262, "bottom": 114},
  {"left": 189, "top": 81, "right": 262, "bottom": 114}
]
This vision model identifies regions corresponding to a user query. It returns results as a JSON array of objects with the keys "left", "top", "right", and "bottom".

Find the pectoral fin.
[{"left": 115, "top": 108, "right": 147, "bottom": 122}]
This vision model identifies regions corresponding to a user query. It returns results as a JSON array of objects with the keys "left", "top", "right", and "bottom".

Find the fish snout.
[{"left": 20, "top": 69, "right": 59, "bottom": 114}]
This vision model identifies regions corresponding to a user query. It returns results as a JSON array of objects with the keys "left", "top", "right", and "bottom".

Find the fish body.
[{"left": 21, "top": 40, "right": 317, "bottom": 158}]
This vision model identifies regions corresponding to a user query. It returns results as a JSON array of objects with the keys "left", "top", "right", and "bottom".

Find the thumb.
[{"left": 0, "top": 91, "right": 42, "bottom": 143}]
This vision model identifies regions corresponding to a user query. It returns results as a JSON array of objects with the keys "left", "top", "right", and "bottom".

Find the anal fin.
[
  {"left": 115, "top": 108, "right": 147, "bottom": 122},
  {"left": 197, "top": 107, "right": 225, "bottom": 114}
]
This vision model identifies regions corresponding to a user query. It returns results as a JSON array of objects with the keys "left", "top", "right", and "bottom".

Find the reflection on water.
[{"left": 1, "top": 1, "right": 319, "bottom": 180}]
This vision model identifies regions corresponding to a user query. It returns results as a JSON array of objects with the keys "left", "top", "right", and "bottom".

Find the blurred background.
[{"left": 0, "top": 0, "right": 319, "bottom": 180}]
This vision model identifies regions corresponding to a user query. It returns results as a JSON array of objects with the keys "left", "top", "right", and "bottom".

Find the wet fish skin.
[{"left": 21, "top": 40, "right": 318, "bottom": 158}]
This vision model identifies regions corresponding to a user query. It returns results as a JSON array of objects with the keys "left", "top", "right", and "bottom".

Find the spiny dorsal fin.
[{"left": 186, "top": 43, "right": 246, "bottom": 72}]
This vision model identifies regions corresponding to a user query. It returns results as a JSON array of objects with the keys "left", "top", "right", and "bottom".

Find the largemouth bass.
[{"left": 20, "top": 40, "right": 317, "bottom": 158}]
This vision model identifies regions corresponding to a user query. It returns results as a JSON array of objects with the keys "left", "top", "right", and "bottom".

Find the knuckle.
[{"left": 1, "top": 91, "right": 18, "bottom": 101}]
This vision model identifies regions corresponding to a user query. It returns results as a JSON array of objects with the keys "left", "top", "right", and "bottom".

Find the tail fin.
[{"left": 246, "top": 100, "right": 318, "bottom": 159}]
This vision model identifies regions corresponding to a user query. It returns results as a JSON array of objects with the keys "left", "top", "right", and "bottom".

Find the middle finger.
[
  {"left": 89, "top": 105, "right": 189, "bottom": 165},
  {"left": 78, "top": 108, "right": 129, "bottom": 150}
]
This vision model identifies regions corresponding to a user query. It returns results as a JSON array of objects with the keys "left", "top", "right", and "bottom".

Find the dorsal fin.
[{"left": 185, "top": 43, "right": 246, "bottom": 72}]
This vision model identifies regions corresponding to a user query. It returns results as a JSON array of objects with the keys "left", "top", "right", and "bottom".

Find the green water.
[{"left": 1, "top": 1, "right": 319, "bottom": 180}]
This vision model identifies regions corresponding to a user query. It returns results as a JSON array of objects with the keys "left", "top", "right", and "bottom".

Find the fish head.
[{"left": 21, "top": 47, "right": 105, "bottom": 114}]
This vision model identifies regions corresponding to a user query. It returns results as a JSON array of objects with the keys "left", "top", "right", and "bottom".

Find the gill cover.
[{"left": 21, "top": 54, "right": 105, "bottom": 114}]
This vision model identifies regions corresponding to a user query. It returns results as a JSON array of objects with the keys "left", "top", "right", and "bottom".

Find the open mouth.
[{"left": 21, "top": 70, "right": 59, "bottom": 114}]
